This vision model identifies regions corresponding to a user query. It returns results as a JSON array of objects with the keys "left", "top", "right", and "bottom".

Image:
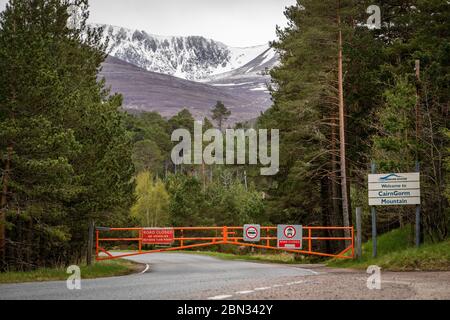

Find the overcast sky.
[{"left": 0, "top": 0, "right": 296, "bottom": 47}]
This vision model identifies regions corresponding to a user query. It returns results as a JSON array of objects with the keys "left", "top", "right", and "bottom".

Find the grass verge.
[
  {"left": 328, "top": 227, "right": 450, "bottom": 271},
  {"left": 0, "top": 259, "right": 143, "bottom": 284},
  {"left": 178, "top": 250, "right": 313, "bottom": 264}
]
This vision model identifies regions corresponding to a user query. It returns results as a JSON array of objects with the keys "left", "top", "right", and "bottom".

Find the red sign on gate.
[{"left": 142, "top": 228, "right": 174, "bottom": 244}]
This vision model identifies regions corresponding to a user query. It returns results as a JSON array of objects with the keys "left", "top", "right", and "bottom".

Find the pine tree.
[
  {"left": 211, "top": 101, "right": 231, "bottom": 131},
  {"left": 0, "top": 0, "right": 134, "bottom": 269},
  {"left": 259, "top": 0, "right": 356, "bottom": 249}
]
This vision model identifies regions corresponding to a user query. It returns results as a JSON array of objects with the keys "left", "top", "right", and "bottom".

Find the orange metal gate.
[{"left": 95, "top": 226, "right": 354, "bottom": 261}]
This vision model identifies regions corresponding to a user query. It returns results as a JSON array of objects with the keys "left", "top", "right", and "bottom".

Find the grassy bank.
[
  {"left": 328, "top": 227, "right": 450, "bottom": 271},
  {"left": 0, "top": 259, "right": 142, "bottom": 284},
  {"left": 179, "top": 250, "right": 313, "bottom": 264}
]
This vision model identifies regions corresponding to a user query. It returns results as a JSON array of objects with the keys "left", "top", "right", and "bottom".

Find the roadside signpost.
[
  {"left": 368, "top": 165, "right": 422, "bottom": 257},
  {"left": 142, "top": 228, "right": 174, "bottom": 245},
  {"left": 243, "top": 224, "right": 260, "bottom": 242},
  {"left": 368, "top": 173, "right": 420, "bottom": 205},
  {"left": 277, "top": 225, "right": 302, "bottom": 249}
]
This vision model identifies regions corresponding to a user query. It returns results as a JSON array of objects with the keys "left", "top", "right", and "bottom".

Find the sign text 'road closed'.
[{"left": 142, "top": 228, "right": 174, "bottom": 245}]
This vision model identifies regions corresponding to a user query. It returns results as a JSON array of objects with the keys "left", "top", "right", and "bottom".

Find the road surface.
[{"left": 1, "top": 253, "right": 449, "bottom": 299}]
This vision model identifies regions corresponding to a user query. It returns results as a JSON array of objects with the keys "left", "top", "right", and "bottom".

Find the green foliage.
[
  {"left": 329, "top": 226, "right": 450, "bottom": 271},
  {"left": 258, "top": 0, "right": 356, "bottom": 229},
  {"left": 168, "top": 108, "right": 195, "bottom": 132},
  {"left": 132, "top": 140, "right": 164, "bottom": 174},
  {"left": 0, "top": 259, "right": 140, "bottom": 283},
  {"left": 257, "top": 0, "right": 449, "bottom": 245},
  {"left": 0, "top": 0, "right": 134, "bottom": 270},
  {"left": 372, "top": 77, "right": 417, "bottom": 171},
  {"left": 211, "top": 101, "right": 231, "bottom": 130},
  {"left": 367, "top": 0, "right": 450, "bottom": 241},
  {"left": 164, "top": 171, "right": 266, "bottom": 227},
  {"left": 205, "top": 180, "right": 267, "bottom": 226},
  {"left": 166, "top": 174, "right": 211, "bottom": 226},
  {"left": 131, "top": 171, "right": 170, "bottom": 227},
  {"left": 126, "top": 112, "right": 171, "bottom": 176}
]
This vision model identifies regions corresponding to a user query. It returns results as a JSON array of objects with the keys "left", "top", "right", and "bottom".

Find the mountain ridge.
[
  {"left": 95, "top": 24, "right": 279, "bottom": 123},
  {"left": 95, "top": 23, "right": 270, "bottom": 81}
]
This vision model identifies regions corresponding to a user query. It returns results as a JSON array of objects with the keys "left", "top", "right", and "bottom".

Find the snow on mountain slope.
[
  {"left": 96, "top": 24, "right": 269, "bottom": 81},
  {"left": 207, "top": 47, "right": 280, "bottom": 97}
]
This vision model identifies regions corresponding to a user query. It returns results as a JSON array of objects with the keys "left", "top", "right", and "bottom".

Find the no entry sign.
[
  {"left": 277, "top": 225, "right": 302, "bottom": 249},
  {"left": 142, "top": 228, "right": 174, "bottom": 245},
  {"left": 243, "top": 224, "right": 260, "bottom": 242}
]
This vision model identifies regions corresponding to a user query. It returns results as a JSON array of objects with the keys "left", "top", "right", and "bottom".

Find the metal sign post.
[
  {"left": 87, "top": 221, "right": 94, "bottom": 266},
  {"left": 368, "top": 162, "right": 422, "bottom": 257},
  {"left": 371, "top": 162, "right": 377, "bottom": 258},
  {"left": 415, "top": 161, "right": 421, "bottom": 247},
  {"left": 355, "top": 207, "right": 362, "bottom": 259}
]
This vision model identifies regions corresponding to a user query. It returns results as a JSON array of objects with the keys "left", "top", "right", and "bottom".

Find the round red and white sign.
[
  {"left": 284, "top": 226, "right": 296, "bottom": 238},
  {"left": 246, "top": 226, "right": 258, "bottom": 239}
]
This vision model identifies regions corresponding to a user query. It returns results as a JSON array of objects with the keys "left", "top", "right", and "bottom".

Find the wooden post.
[
  {"left": 87, "top": 221, "right": 94, "bottom": 266},
  {"left": 95, "top": 230, "right": 99, "bottom": 259},
  {"left": 243, "top": 170, "right": 248, "bottom": 191},
  {"left": 356, "top": 207, "right": 362, "bottom": 259}
]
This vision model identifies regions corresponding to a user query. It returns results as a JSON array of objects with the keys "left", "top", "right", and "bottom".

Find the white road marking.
[
  {"left": 140, "top": 264, "right": 150, "bottom": 274},
  {"left": 236, "top": 290, "right": 255, "bottom": 294},
  {"left": 206, "top": 274, "right": 314, "bottom": 300},
  {"left": 208, "top": 295, "right": 233, "bottom": 300},
  {"left": 305, "top": 269, "right": 319, "bottom": 275},
  {"left": 382, "top": 280, "right": 413, "bottom": 285},
  {"left": 254, "top": 287, "right": 271, "bottom": 291}
]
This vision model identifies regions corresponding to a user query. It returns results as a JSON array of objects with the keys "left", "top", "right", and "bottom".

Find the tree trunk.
[
  {"left": 337, "top": 2, "right": 351, "bottom": 244},
  {"left": 0, "top": 146, "right": 13, "bottom": 269},
  {"left": 331, "top": 115, "right": 345, "bottom": 250}
]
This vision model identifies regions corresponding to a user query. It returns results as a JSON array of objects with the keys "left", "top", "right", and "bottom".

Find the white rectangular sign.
[
  {"left": 368, "top": 173, "right": 420, "bottom": 206},
  {"left": 368, "top": 189, "right": 421, "bottom": 198},
  {"left": 368, "top": 173, "right": 420, "bottom": 183},
  {"left": 369, "top": 181, "right": 420, "bottom": 190},
  {"left": 277, "top": 225, "right": 302, "bottom": 249},
  {"left": 369, "top": 197, "right": 421, "bottom": 206}
]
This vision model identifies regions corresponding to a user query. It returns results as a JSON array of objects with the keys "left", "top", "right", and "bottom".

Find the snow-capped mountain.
[
  {"left": 96, "top": 24, "right": 280, "bottom": 123},
  {"left": 97, "top": 24, "right": 270, "bottom": 81}
]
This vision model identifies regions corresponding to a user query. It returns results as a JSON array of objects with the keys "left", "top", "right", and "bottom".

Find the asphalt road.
[
  {"left": 2, "top": 253, "right": 449, "bottom": 300},
  {"left": 0, "top": 253, "right": 318, "bottom": 300}
]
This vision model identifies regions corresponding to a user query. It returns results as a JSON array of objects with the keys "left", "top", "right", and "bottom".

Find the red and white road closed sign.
[
  {"left": 277, "top": 225, "right": 302, "bottom": 249},
  {"left": 142, "top": 228, "right": 174, "bottom": 245}
]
